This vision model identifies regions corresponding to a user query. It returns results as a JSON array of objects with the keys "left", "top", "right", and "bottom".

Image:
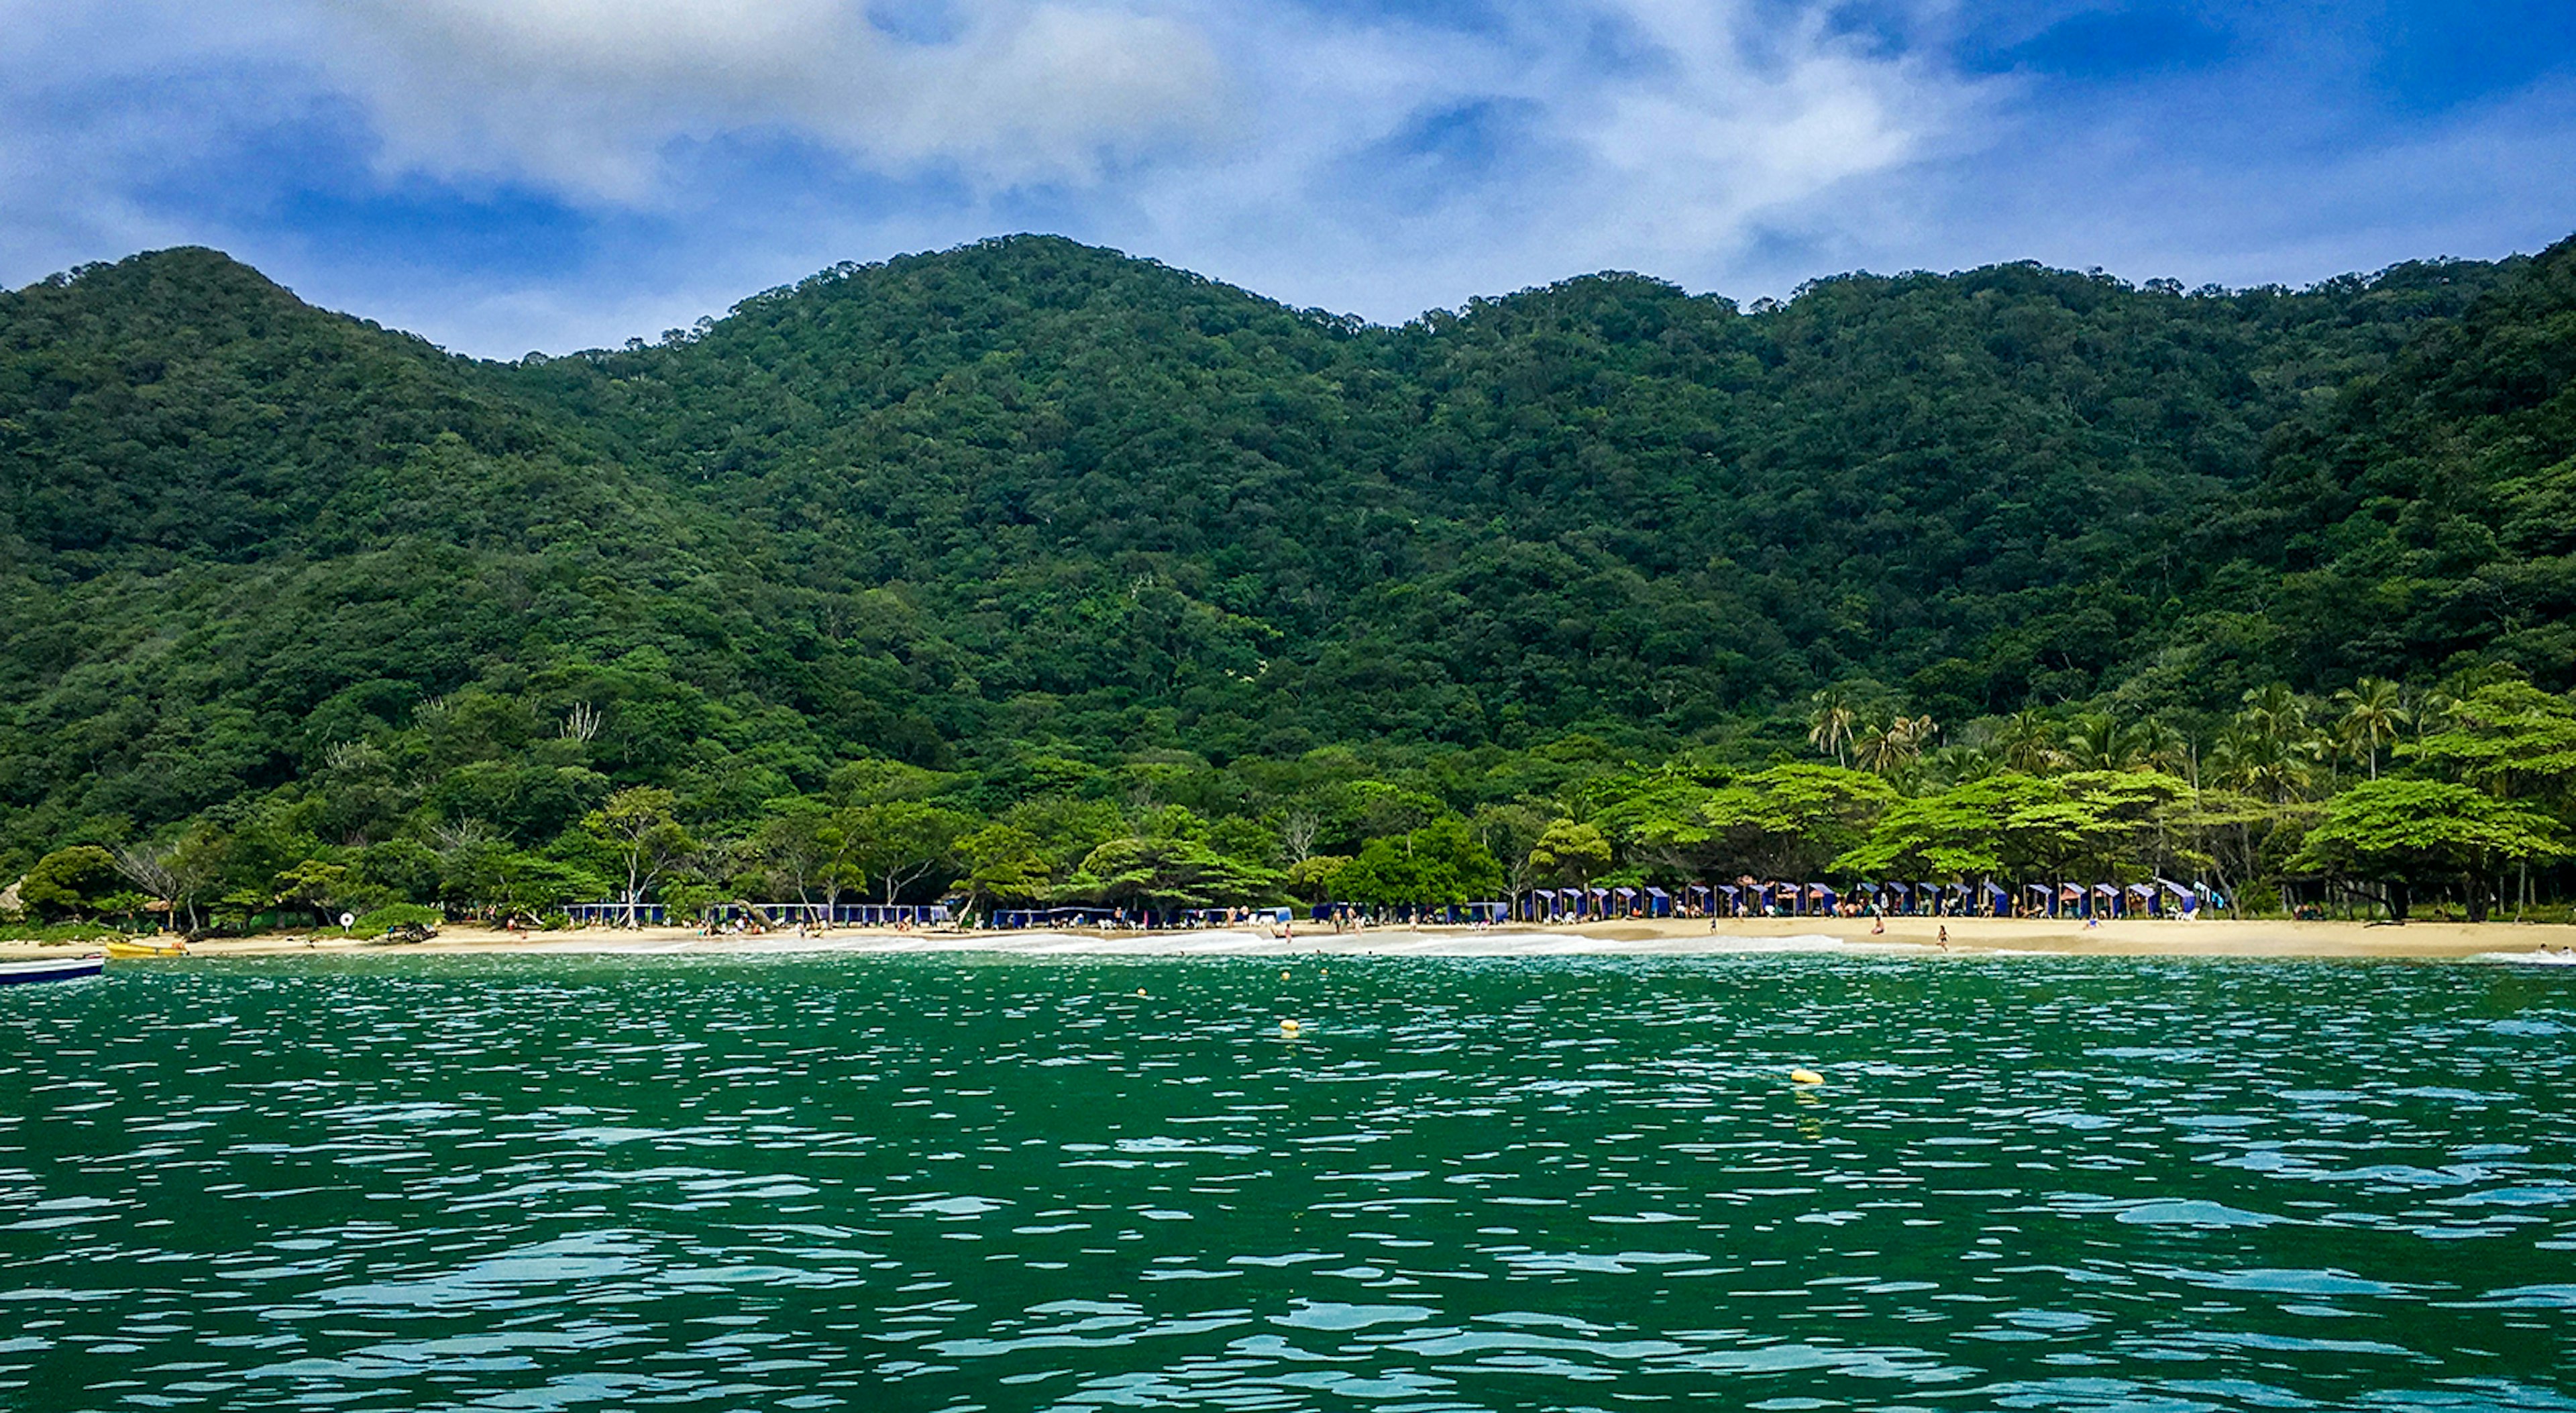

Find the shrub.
[{"left": 351, "top": 903, "right": 443, "bottom": 935}]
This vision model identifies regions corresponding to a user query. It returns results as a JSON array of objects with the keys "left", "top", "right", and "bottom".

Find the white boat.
[{"left": 0, "top": 955, "right": 105, "bottom": 985}]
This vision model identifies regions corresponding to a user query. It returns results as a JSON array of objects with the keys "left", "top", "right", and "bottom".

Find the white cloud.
[
  {"left": 1104, "top": 0, "right": 1989, "bottom": 319},
  {"left": 58, "top": 0, "right": 2573, "bottom": 357},
  {"left": 312, "top": 0, "right": 1226, "bottom": 199}
]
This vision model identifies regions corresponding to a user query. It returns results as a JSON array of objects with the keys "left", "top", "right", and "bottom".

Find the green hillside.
[{"left": 2, "top": 234, "right": 2570, "bottom": 927}]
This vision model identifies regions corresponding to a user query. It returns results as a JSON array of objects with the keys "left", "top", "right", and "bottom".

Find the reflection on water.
[{"left": 1, "top": 955, "right": 2571, "bottom": 1411}]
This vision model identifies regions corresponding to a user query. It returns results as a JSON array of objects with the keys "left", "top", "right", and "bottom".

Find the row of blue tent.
[
  {"left": 984, "top": 905, "right": 1290, "bottom": 929},
  {"left": 568, "top": 901, "right": 951, "bottom": 927},
  {"left": 1518, "top": 885, "right": 1675, "bottom": 919},
  {"left": 1656, "top": 879, "right": 2213, "bottom": 918},
  {"left": 576, "top": 878, "right": 2223, "bottom": 929}
]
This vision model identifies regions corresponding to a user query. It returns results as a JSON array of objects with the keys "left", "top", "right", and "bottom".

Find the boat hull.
[
  {"left": 0, "top": 956, "right": 106, "bottom": 985},
  {"left": 104, "top": 940, "right": 187, "bottom": 959}
]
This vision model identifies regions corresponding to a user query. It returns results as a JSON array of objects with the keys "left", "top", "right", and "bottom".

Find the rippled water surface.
[{"left": 3, "top": 954, "right": 2573, "bottom": 1412}]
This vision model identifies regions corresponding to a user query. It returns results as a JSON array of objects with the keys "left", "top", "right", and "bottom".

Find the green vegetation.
[{"left": 3, "top": 232, "right": 2573, "bottom": 929}]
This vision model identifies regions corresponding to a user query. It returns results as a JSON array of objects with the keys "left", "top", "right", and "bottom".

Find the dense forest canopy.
[{"left": 2, "top": 232, "right": 2571, "bottom": 928}]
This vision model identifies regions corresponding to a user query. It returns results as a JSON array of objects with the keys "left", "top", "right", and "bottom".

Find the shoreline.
[{"left": 10, "top": 915, "right": 2575, "bottom": 962}]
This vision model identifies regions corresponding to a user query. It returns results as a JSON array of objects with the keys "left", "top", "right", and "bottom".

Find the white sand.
[{"left": 20, "top": 913, "right": 2572, "bottom": 962}]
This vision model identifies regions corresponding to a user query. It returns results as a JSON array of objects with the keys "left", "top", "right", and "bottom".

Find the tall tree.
[{"left": 583, "top": 788, "right": 695, "bottom": 926}]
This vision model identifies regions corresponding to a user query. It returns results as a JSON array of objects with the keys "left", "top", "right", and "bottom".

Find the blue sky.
[{"left": 3, "top": 0, "right": 2571, "bottom": 356}]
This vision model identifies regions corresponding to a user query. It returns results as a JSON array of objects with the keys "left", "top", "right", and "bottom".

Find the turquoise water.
[{"left": 1, "top": 954, "right": 2571, "bottom": 1412}]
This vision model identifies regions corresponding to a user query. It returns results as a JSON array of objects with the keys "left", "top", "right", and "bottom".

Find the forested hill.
[
  {"left": 501, "top": 237, "right": 2534, "bottom": 746},
  {"left": 1, "top": 232, "right": 2571, "bottom": 907}
]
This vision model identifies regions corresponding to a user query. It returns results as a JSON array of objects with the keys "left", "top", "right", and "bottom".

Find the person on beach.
[{"left": 1937, "top": 925, "right": 1949, "bottom": 950}]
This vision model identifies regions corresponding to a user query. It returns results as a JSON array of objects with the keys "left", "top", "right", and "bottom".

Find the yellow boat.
[{"left": 103, "top": 938, "right": 189, "bottom": 959}]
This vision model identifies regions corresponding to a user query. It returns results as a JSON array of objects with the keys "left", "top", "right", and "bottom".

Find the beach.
[{"left": 13, "top": 914, "right": 2573, "bottom": 961}]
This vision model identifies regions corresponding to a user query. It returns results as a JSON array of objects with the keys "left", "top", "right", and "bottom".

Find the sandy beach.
[{"left": 12, "top": 914, "right": 2575, "bottom": 962}]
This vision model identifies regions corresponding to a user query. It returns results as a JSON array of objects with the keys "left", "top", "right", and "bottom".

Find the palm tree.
[
  {"left": 1851, "top": 714, "right": 1936, "bottom": 775},
  {"left": 1807, "top": 690, "right": 1858, "bottom": 768},
  {"left": 2332, "top": 677, "right": 2409, "bottom": 779},
  {"left": 2135, "top": 718, "right": 2193, "bottom": 777},
  {"left": 1925, "top": 742, "right": 1998, "bottom": 785},
  {"left": 1996, "top": 709, "right": 2061, "bottom": 775},
  {"left": 2061, "top": 712, "right": 2145, "bottom": 772},
  {"left": 2209, "top": 724, "right": 2308, "bottom": 804},
  {"left": 2239, "top": 682, "right": 2310, "bottom": 744},
  {"left": 1894, "top": 714, "right": 1937, "bottom": 754}
]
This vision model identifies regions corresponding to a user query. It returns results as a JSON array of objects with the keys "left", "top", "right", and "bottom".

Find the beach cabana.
[
  {"left": 570, "top": 901, "right": 669, "bottom": 926},
  {"left": 1612, "top": 885, "right": 1639, "bottom": 917},
  {"left": 1644, "top": 887, "right": 1671, "bottom": 917},
  {"left": 1807, "top": 883, "right": 1837, "bottom": 914}
]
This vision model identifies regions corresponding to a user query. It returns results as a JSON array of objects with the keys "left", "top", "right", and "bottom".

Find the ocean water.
[{"left": 1, "top": 954, "right": 2571, "bottom": 1412}]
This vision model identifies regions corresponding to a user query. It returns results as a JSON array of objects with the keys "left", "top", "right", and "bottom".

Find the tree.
[
  {"left": 1697, "top": 765, "right": 1896, "bottom": 880},
  {"left": 1849, "top": 714, "right": 1935, "bottom": 775},
  {"left": 1278, "top": 809, "right": 1322, "bottom": 865},
  {"left": 828, "top": 758, "right": 951, "bottom": 806},
  {"left": 843, "top": 801, "right": 975, "bottom": 905},
  {"left": 1836, "top": 775, "right": 2045, "bottom": 881},
  {"left": 114, "top": 830, "right": 223, "bottom": 933},
  {"left": 752, "top": 799, "right": 841, "bottom": 907},
  {"left": 2061, "top": 713, "right": 2144, "bottom": 773},
  {"left": 1069, "top": 835, "right": 1279, "bottom": 909},
  {"left": 1332, "top": 818, "right": 1502, "bottom": 905},
  {"left": 955, "top": 823, "right": 1052, "bottom": 910},
  {"left": 2290, "top": 779, "right": 2565, "bottom": 921},
  {"left": 1528, "top": 819, "right": 1612, "bottom": 889},
  {"left": 2240, "top": 682, "right": 2310, "bottom": 742},
  {"left": 1994, "top": 710, "right": 2061, "bottom": 775},
  {"left": 2402, "top": 681, "right": 2576, "bottom": 799},
  {"left": 582, "top": 787, "right": 695, "bottom": 926},
  {"left": 272, "top": 858, "right": 351, "bottom": 924},
  {"left": 1471, "top": 801, "right": 1555, "bottom": 913},
  {"left": 19, "top": 846, "right": 123, "bottom": 923},
  {"left": 1807, "top": 690, "right": 1858, "bottom": 768},
  {"left": 2333, "top": 678, "right": 2410, "bottom": 780},
  {"left": 1285, "top": 854, "right": 1353, "bottom": 904}
]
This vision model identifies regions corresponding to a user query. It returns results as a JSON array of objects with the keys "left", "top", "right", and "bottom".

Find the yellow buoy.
[
  {"left": 1136, "top": 988, "right": 1147, "bottom": 997},
  {"left": 1281, "top": 1019, "right": 1301, "bottom": 1037},
  {"left": 1281, "top": 970, "right": 1291, "bottom": 980},
  {"left": 1790, "top": 1068, "right": 1825, "bottom": 1086}
]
